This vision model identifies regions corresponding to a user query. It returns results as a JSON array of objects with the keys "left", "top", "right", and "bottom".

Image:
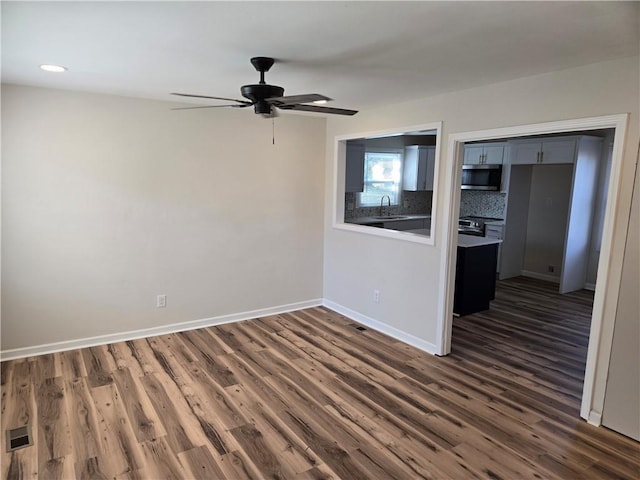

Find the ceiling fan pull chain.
[{"left": 272, "top": 116, "right": 275, "bottom": 145}]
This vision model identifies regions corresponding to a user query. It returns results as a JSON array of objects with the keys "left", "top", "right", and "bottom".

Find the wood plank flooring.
[{"left": 2, "top": 277, "right": 639, "bottom": 479}]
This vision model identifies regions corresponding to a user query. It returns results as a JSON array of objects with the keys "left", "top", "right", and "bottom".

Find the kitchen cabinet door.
[
  {"left": 454, "top": 244, "right": 499, "bottom": 315},
  {"left": 463, "top": 145, "right": 485, "bottom": 165},
  {"left": 403, "top": 146, "right": 435, "bottom": 191},
  {"left": 509, "top": 138, "right": 577, "bottom": 165},
  {"left": 510, "top": 142, "right": 542, "bottom": 165},
  {"left": 540, "top": 138, "right": 577, "bottom": 164},
  {"left": 483, "top": 145, "right": 505, "bottom": 164},
  {"left": 345, "top": 143, "right": 365, "bottom": 192},
  {"left": 463, "top": 143, "right": 505, "bottom": 165}
]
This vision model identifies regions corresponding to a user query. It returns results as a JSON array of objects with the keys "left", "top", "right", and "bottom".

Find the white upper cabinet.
[
  {"left": 463, "top": 143, "right": 505, "bottom": 165},
  {"left": 345, "top": 143, "right": 365, "bottom": 192},
  {"left": 509, "top": 137, "right": 577, "bottom": 165},
  {"left": 403, "top": 145, "right": 435, "bottom": 191}
]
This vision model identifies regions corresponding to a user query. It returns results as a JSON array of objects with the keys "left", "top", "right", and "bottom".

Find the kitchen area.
[
  {"left": 454, "top": 144, "right": 507, "bottom": 315},
  {"left": 343, "top": 131, "right": 437, "bottom": 236},
  {"left": 455, "top": 131, "right": 612, "bottom": 315},
  {"left": 340, "top": 130, "right": 506, "bottom": 316},
  {"left": 456, "top": 161, "right": 508, "bottom": 314},
  {"left": 340, "top": 129, "right": 612, "bottom": 317}
]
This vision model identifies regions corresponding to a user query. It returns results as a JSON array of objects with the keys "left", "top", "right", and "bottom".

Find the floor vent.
[{"left": 6, "top": 426, "right": 33, "bottom": 452}]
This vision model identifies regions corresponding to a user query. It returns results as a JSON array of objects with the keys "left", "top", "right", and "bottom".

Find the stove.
[{"left": 458, "top": 216, "right": 486, "bottom": 236}]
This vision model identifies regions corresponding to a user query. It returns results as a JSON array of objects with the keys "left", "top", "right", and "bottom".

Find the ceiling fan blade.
[
  {"left": 278, "top": 103, "right": 358, "bottom": 116},
  {"left": 171, "top": 92, "right": 252, "bottom": 105},
  {"left": 268, "top": 94, "right": 332, "bottom": 105},
  {"left": 171, "top": 104, "right": 250, "bottom": 110}
]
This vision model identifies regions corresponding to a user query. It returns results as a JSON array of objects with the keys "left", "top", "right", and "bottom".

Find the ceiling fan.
[{"left": 171, "top": 57, "right": 358, "bottom": 117}]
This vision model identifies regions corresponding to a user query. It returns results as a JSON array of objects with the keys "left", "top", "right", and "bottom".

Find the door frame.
[{"left": 436, "top": 114, "right": 631, "bottom": 425}]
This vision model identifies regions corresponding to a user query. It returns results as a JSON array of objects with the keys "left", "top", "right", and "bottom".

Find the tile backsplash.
[
  {"left": 344, "top": 190, "right": 504, "bottom": 220},
  {"left": 460, "top": 190, "right": 506, "bottom": 219},
  {"left": 344, "top": 191, "right": 433, "bottom": 220}
]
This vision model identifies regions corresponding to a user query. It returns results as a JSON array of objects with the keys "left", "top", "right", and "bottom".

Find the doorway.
[{"left": 437, "top": 114, "right": 631, "bottom": 426}]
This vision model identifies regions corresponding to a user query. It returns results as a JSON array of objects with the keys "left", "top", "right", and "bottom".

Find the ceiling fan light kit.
[
  {"left": 39, "top": 64, "right": 67, "bottom": 73},
  {"left": 172, "top": 57, "right": 357, "bottom": 117}
]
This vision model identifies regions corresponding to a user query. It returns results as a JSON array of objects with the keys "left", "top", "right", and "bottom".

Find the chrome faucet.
[{"left": 380, "top": 195, "right": 391, "bottom": 216}]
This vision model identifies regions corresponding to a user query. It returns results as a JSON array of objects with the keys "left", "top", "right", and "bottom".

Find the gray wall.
[
  {"left": 1, "top": 85, "right": 327, "bottom": 351},
  {"left": 586, "top": 135, "right": 614, "bottom": 287},
  {"left": 522, "top": 164, "right": 574, "bottom": 280}
]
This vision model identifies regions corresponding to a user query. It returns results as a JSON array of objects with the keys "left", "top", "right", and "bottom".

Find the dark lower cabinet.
[{"left": 454, "top": 243, "right": 499, "bottom": 316}]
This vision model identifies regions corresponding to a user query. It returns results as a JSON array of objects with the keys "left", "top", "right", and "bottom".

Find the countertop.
[
  {"left": 484, "top": 219, "right": 505, "bottom": 226},
  {"left": 458, "top": 234, "right": 502, "bottom": 248},
  {"left": 346, "top": 214, "right": 431, "bottom": 225}
]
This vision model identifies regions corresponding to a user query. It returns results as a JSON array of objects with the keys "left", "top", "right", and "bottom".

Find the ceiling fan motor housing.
[{"left": 241, "top": 84, "right": 284, "bottom": 114}]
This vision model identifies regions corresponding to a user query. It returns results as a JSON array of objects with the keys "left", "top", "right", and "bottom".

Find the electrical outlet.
[
  {"left": 157, "top": 294, "right": 167, "bottom": 308},
  {"left": 548, "top": 265, "right": 555, "bottom": 273},
  {"left": 373, "top": 289, "right": 380, "bottom": 303}
]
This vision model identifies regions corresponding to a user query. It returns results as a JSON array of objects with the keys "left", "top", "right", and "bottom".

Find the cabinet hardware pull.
[{"left": 540, "top": 151, "right": 544, "bottom": 163}]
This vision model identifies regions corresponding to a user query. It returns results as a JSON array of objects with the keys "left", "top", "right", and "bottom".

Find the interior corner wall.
[
  {"left": 586, "top": 135, "right": 615, "bottom": 286},
  {"left": 522, "top": 164, "right": 574, "bottom": 281},
  {"left": 323, "top": 55, "right": 639, "bottom": 358},
  {"left": 1, "top": 84, "right": 327, "bottom": 351}
]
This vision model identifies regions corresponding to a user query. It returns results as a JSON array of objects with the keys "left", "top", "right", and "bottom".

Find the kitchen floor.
[{"left": 452, "top": 276, "right": 594, "bottom": 392}]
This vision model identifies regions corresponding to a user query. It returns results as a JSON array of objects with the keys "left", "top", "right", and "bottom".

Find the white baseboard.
[
  {"left": 587, "top": 409, "right": 602, "bottom": 426},
  {"left": 0, "top": 299, "right": 323, "bottom": 361},
  {"left": 2, "top": 298, "right": 440, "bottom": 361},
  {"left": 323, "top": 299, "right": 439, "bottom": 356},
  {"left": 584, "top": 282, "right": 596, "bottom": 291},
  {"left": 521, "top": 270, "right": 560, "bottom": 284}
]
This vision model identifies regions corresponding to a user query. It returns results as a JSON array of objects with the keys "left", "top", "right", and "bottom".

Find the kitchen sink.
[{"left": 373, "top": 215, "right": 408, "bottom": 220}]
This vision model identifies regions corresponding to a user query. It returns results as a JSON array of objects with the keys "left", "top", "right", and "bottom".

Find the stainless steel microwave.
[{"left": 461, "top": 164, "right": 502, "bottom": 191}]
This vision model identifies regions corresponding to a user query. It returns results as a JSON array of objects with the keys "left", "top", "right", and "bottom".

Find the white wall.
[
  {"left": 602, "top": 159, "right": 640, "bottom": 440},
  {"left": 1, "top": 85, "right": 327, "bottom": 351},
  {"left": 323, "top": 56, "right": 639, "bottom": 378},
  {"left": 523, "top": 164, "right": 574, "bottom": 281},
  {"left": 586, "top": 134, "right": 614, "bottom": 287}
]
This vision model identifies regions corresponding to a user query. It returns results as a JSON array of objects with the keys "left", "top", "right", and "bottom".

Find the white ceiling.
[{"left": 2, "top": 1, "right": 638, "bottom": 113}]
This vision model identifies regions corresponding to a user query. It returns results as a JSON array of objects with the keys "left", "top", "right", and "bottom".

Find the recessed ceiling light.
[
  {"left": 313, "top": 99, "right": 328, "bottom": 105},
  {"left": 39, "top": 64, "right": 67, "bottom": 73}
]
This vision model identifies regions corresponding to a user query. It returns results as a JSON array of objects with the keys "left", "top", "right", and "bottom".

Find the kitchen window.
[{"left": 357, "top": 151, "right": 403, "bottom": 207}]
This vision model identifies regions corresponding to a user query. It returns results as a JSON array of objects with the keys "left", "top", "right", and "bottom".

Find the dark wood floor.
[{"left": 2, "top": 277, "right": 638, "bottom": 479}]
